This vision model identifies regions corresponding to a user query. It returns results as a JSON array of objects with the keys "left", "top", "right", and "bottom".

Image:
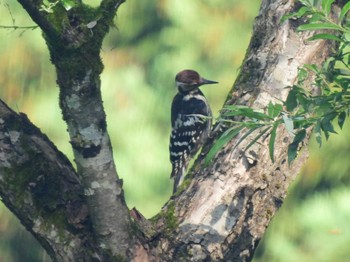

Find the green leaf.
[
  {"left": 286, "top": 89, "right": 298, "bottom": 111},
  {"left": 222, "top": 105, "right": 252, "bottom": 117},
  {"left": 228, "top": 106, "right": 272, "bottom": 120},
  {"left": 281, "top": 6, "right": 311, "bottom": 23},
  {"left": 338, "top": 111, "right": 346, "bottom": 129},
  {"left": 269, "top": 123, "right": 278, "bottom": 162},
  {"left": 310, "top": 12, "right": 326, "bottom": 23},
  {"left": 244, "top": 126, "right": 271, "bottom": 153},
  {"left": 322, "top": 113, "right": 337, "bottom": 132},
  {"left": 299, "top": 0, "right": 312, "bottom": 7},
  {"left": 296, "top": 93, "right": 310, "bottom": 112},
  {"left": 287, "top": 129, "right": 306, "bottom": 165},
  {"left": 296, "top": 6, "right": 311, "bottom": 17},
  {"left": 339, "top": 68, "right": 350, "bottom": 76},
  {"left": 322, "top": 0, "right": 334, "bottom": 15},
  {"left": 298, "top": 68, "right": 308, "bottom": 83},
  {"left": 304, "top": 64, "right": 320, "bottom": 73},
  {"left": 288, "top": 143, "right": 298, "bottom": 166},
  {"left": 204, "top": 126, "right": 243, "bottom": 166},
  {"left": 340, "top": 1, "right": 350, "bottom": 22},
  {"left": 267, "top": 102, "right": 283, "bottom": 118},
  {"left": 60, "top": 0, "right": 76, "bottom": 10},
  {"left": 315, "top": 100, "right": 332, "bottom": 115},
  {"left": 322, "top": 56, "right": 336, "bottom": 72},
  {"left": 320, "top": 113, "right": 337, "bottom": 139},
  {"left": 307, "top": 33, "right": 342, "bottom": 42},
  {"left": 282, "top": 114, "right": 294, "bottom": 135},
  {"left": 243, "top": 110, "right": 272, "bottom": 121},
  {"left": 298, "top": 23, "right": 340, "bottom": 31},
  {"left": 280, "top": 13, "right": 297, "bottom": 23},
  {"left": 233, "top": 126, "right": 261, "bottom": 150},
  {"left": 40, "top": 0, "right": 59, "bottom": 13},
  {"left": 294, "top": 129, "right": 307, "bottom": 144},
  {"left": 314, "top": 121, "right": 322, "bottom": 147}
]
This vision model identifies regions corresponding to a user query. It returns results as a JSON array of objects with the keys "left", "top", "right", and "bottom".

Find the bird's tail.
[{"left": 172, "top": 164, "right": 186, "bottom": 193}]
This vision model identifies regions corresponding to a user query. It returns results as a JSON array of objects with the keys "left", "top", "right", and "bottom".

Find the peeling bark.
[{"left": 0, "top": 0, "right": 342, "bottom": 261}]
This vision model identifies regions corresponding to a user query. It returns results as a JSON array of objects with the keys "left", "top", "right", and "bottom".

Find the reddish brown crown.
[
  {"left": 175, "top": 70, "right": 201, "bottom": 85},
  {"left": 175, "top": 70, "right": 218, "bottom": 90}
]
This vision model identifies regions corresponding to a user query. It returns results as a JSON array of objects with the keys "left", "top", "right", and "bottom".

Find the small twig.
[
  {"left": 4, "top": 3, "right": 15, "bottom": 25},
  {"left": 0, "top": 25, "right": 38, "bottom": 30},
  {"left": 1, "top": 2, "right": 38, "bottom": 32},
  {"left": 17, "top": 0, "right": 59, "bottom": 40}
]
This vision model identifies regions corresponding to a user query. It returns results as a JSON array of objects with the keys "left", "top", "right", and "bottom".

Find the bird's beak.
[{"left": 200, "top": 77, "right": 218, "bottom": 85}]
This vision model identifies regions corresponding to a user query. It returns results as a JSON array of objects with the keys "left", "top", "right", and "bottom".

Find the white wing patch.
[{"left": 173, "top": 141, "right": 189, "bottom": 146}]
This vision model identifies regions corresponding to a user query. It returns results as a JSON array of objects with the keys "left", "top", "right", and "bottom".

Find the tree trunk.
[{"left": 0, "top": 0, "right": 340, "bottom": 261}]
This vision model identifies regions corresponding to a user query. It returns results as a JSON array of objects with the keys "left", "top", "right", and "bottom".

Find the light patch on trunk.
[
  {"left": 65, "top": 94, "right": 80, "bottom": 110},
  {"left": 9, "top": 131, "right": 20, "bottom": 144}
]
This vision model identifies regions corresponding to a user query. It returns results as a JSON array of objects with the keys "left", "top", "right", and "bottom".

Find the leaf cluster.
[
  {"left": 206, "top": 0, "right": 350, "bottom": 166},
  {"left": 40, "top": 0, "right": 77, "bottom": 13}
]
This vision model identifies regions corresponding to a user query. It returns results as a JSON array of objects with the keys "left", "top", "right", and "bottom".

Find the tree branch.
[
  {"left": 56, "top": 64, "right": 132, "bottom": 257},
  {"left": 94, "top": 0, "right": 125, "bottom": 40},
  {"left": 16, "top": 0, "right": 58, "bottom": 39},
  {"left": 99, "top": 0, "right": 125, "bottom": 20},
  {"left": 0, "top": 99, "right": 100, "bottom": 261}
]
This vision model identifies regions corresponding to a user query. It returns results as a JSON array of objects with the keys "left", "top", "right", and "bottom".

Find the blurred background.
[{"left": 0, "top": 0, "right": 349, "bottom": 261}]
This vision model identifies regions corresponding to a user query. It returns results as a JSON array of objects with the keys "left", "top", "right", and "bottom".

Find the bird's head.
[{"left": 175, "top": 69, "right": 218, "bottom": 92}]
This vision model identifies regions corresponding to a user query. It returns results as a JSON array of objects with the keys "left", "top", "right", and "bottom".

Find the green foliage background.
[{"left": 0, "top": 0, "right": 349, "bottom": 261}]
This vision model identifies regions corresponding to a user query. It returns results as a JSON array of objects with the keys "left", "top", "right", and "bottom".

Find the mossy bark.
[
  {"left": 0, "top": 101, "right": 101, "bottom": 261},
  {"left": 14, "top": 0, "right": 132, "bottom": 260}
]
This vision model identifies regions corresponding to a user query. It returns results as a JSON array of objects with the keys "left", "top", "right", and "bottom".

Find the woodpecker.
[{"left": 170, "top": 69, "right": 218, "bottom": 193}]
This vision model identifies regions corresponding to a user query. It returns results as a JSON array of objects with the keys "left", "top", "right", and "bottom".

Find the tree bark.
[
  {"left": 0, "top": 0, "right": 341, "bottom": 261},
  {"left": 0, "top": 100, "right": 95, "bottom": 261},
  {"left": 16, "top": 0, "right": 132, "bottom": 259}
]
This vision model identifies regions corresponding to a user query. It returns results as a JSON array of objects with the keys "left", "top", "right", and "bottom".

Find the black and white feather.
[{"left": 169, "top": 70, "right": 218, "bottom": 193}]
